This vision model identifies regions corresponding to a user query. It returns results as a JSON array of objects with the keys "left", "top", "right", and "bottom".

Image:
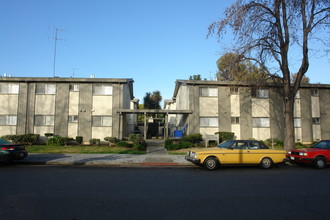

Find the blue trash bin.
[{"left": 174, "top": 130, "right": 183, "bottom": 138}]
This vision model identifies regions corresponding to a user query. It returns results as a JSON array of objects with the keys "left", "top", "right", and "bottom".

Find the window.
[
  {"left": 230, "top": 87, "right": 239, "bottom": 95},
  {"left": 313, "top": 118, "right": 320, "bottom": 125},
  {"left": 231, "top": 117, "right": 240, "bottom": 124},
  {"left": 93, "top": 85, "right": 113, "bottom": 95},
  {"left": 36, "top": 84, "right": 56, "bottom": 94},
  {"left": 294, "top": 118, "right": 301, "bottom": 128},
  {"left": 200, "top": 87, "right": 218, "bottom": 97},
  {"left": 0, "top": 83, "right": 19, "bottom": 94},
  {"left": 311, "top": 89, "right": 319, "bottom": 96},
  {"left": 92, "top": 116, "right": 112, "bottom": 127},
  {"left": 0, "top": 115, "right": 17, "bottom": 125},
  {"left": 35, "top": 115, "right": 54, "bottom": 126},
  {"left": 68, "top": 115, "right": 78, "bottom": 123},
  {"left": 200, "top": 117, "right": 218, "bottom": 127},
  {"left": 69, "top": 84, "right": 79, "bottom": 92},
  {"left": 252, "top": 88, "right": 269, "bottom": 98},
  {"left": 252, "top": 117, "right": 270, "bottom": 127}
]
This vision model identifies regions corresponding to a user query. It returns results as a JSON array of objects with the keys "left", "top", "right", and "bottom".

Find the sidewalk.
[
  {"left": 15, "top": 140, "right": 193, "bottom": 167},
  {"left": 16, "top": 153, "right": 192, "bottom": 167}
]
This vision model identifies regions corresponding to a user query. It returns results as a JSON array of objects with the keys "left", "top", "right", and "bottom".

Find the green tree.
[
  {"left": 143, "top": 90, "right": 162, "bottom": 110},
  {"left": 208, "top": 0, "right": 329, "bottom": 150},
  {"left": 216, "top": 52, "right": 268, "bottom": 82},
  {"left": 189, "top": 74, "right": 202, "bottom": 80}
]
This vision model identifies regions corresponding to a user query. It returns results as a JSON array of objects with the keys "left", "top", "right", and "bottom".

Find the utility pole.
[{"left": 51, "top": 27, "right": 65, "bottom": 77}]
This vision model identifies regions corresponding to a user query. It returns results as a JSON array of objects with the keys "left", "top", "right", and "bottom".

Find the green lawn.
[{"left": 26, "top": 145, "right": 146, "bottom": 154}]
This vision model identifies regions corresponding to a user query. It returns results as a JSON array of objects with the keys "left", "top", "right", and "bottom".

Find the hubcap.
[
  {"left": 317, "top": 160, "right": 325, "bottom": 168},
  {"left": 207, "top": 160, "right": 216, "bottom": 169},
  {"left": 263, "top": 159, "right": 270, "bottom": 168}
]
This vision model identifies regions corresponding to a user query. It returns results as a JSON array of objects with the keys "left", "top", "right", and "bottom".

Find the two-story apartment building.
[
  {"left": 0, "top": 77, "right": 135, "bottom": 142},
  {"left": 170, "top": 80, "right": 330, "bottom": 144}
]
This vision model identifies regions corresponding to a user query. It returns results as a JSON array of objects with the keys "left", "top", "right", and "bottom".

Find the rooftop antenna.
[
  {"left": 50, "top": 27, "right": 65, "bottom": 77},
  {"left": 71, "top": 68, "right": 78, "bottom": 78}
]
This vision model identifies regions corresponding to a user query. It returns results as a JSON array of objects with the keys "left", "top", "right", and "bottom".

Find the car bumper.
[
  {"left": 9, "top": 150, "right": 28, "bottom": 160},
  {"left": 185, "top": 156, "right": 201, "bottom": 165},
  {"left": 287, "top": 155, "right": 313, "bottom": 164}
]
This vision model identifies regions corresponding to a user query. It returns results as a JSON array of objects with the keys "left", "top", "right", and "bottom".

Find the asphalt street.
[{"left": 0, "top": 165, "right": 329, "bottom": 220}]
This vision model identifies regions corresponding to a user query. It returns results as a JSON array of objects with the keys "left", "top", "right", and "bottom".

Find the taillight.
[{"left": 1, "top": 146, "right": 15, "bottom": 150}]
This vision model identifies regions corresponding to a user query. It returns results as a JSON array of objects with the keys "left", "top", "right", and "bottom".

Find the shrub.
[
  {"left": 44, "top": 133, "right": 54, "bottom": 138},
  {"left": 182, "top": 134, "right": 203, "bottom": 144},
  {"left": 62, "top": 137, "right": 74, "bottom": 146},
  {"left": 76, "top": 136, "right": 83, "bottom": 144},
  {"left": 2, "top": 135, "right": 20, "bottom": 143},
  {"left": 47, "top": 136, "right": 64, "bottom": 146},
  {"left": 21, "top": 134, "right": 40, "bottom": 145},
  {"left": 89, "top": 139, "right": 101, "bottom": 145},
  {"left": 104, "top": 137, "right": 118, "bottom": 144},
  {"left": 265, "top": 138, "right": 284, "bottom": 147},
  {"left": 165, "top": 140, "right": 193, "bottom": 150},
  {"left": 134, "top": 142, "right": 147, "bottom": 151},
  {"left": 116, "top": 141, "right": 133, "bottom": 148},
  {"left": 2, "top": 134, "right": 40, "bottom": 145},
  {"left": 165, "top": 139, "right": 173, "bottom": 147},
  {"left": 215, "top": 132, "right": 235, "bottom": 142},
  {"left": 128, "top": 134, "right": 144, "bottom": 144},
  {"left": 177, "top": 140, "right": 193, "bottom": 149}
]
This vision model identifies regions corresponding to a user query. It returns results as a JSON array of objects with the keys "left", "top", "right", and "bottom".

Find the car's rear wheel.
[
  {"left": 313, "top": 156, "right": 326, "bottom": 169},
  {"left": 204, "top": 157, "right": 219, "bottom": 170},
  {"left": 260, "top": 157, "right": 273, "bottom": 169}
]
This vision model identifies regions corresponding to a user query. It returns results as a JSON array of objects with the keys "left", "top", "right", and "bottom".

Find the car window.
[
  {"left": 218, "top": 140, "right": 234, "bottom": 149},
  {"left": 249, "top": 142, "right": 260, "bottom": 149},
  {"left": 312, "top": 141, "right": 330, "bottom": 149}
]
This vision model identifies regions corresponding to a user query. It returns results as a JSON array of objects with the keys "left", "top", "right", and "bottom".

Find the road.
[{"left": 0, "top": 164, "right": 329, "bottom": 220}]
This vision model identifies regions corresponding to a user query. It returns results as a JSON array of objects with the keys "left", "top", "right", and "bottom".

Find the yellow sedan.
[{"left": 185, "top": 140, "right": 287, "bottom": 170}]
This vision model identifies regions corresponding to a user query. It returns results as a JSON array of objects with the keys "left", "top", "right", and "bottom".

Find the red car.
[{"left": 287, "top": 140, "right": 330, "bottom": 169}]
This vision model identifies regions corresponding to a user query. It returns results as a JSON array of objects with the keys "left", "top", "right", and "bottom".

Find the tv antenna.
[{"left": 50, "top": 27, "right": 65, "bottom": 77}]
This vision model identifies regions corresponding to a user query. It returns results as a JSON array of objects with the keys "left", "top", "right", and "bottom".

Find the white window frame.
[
  {"left": 0, "top": 83, "right": 19, "bottom": 94},
  {"left": 252, "top": 88, "right": 269, "bottom": 98},
  {"left": 69, "top": 84, "right": 79, "bottom": 92},
  {"left": 36, "top": 84, "right": 56, "bottom": 94},
  {"left": 311, "top": 89, "right": 319, "bottom": 97},
  {"left": 68, "top": 115, "right": 78, "bottom": 123},
  {"left": 35, "top": 115, "right": 54, "bottom": 126},
  {"left": 200, "top": 117, "right": 218, "bottom": 127},
  {"left": 312, "top": 117, "right": 321, "bottom": 125},
  {"left": 252, "top": 117, "right": 270, "bottom": 128},
  {"left": 230, "top": 87, "right": 239, "bottom": 95},
  {"left": 231, "top": 117, "right": 240, "bottom": 124},
  {"left": 0, "top": 115, "right": 17, "bottom": 125},
  {"left": 200, "top": 87, "right": 218, "bottom": 97},
  {"left": 93, "top": 85, "right": 113, "bottom": 95},
  {"left": 294, "top": 118, "right": 301, "bottom": 128},
  {"left": 92, "top": 116, "right": 112, "bottom": 127}
]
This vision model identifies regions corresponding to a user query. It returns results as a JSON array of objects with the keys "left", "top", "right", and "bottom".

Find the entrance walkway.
[{"left": 144, "top": 140, "right": 174, "bottom": 164}]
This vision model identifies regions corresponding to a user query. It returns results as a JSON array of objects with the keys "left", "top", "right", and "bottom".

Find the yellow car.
[{"left": 185, "top": 140, "right": 287, "bottom": 170}]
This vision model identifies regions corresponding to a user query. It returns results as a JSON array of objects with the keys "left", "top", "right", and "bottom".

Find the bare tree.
[{"left": 208, "top": 0, "right": 329, "bottom": 150}]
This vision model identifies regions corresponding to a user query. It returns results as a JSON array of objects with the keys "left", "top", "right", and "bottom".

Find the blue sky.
[{"left": 1, "top": 0, "right": 329, "bottom": 102}]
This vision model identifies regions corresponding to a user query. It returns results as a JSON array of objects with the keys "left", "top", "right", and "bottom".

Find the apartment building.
[
  {"left": 0, "top": 77, "right": 135, "bottom": 142},
  {"left": 171, "top": 80, "right": 330, "bottom": 144}
]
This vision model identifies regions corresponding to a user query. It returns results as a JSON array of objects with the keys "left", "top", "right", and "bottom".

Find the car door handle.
[{"left": 246, "top": 151, "right": 250, "bottom": 153}]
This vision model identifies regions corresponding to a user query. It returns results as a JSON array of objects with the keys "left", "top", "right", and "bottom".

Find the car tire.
[
  {"left": 204, "top": 157, "right": 219, "bottom": 170},
  {"left": 260, "top": 157, "right": 273, "bottom": 169},
  {"left": 313, "top": 157, "right": 326, "bottom": 169}
]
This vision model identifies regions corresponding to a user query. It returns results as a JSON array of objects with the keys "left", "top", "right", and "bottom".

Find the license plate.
[{"left": 290, "top": 156, "right": 295, "bottom": 160}]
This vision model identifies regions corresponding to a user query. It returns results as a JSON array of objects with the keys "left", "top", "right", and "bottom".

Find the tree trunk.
[{"left": 283, "top": 95, "right": 295, "bottom": 150}]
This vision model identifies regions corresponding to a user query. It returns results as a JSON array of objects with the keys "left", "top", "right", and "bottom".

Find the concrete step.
[{"left": 146, "top": 140, "right": 167, "bottom": 155}]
